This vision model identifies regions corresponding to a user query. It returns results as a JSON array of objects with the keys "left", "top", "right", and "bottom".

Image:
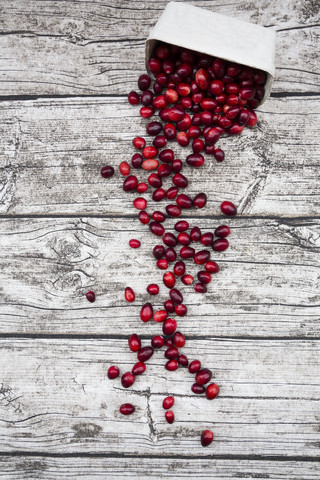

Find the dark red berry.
[{"left": 107, "top": 366, "right": 119, "bottom": 380}]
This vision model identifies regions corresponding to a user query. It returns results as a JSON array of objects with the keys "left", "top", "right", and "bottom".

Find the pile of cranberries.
[{"left": 98, "top": 42, "right": 266, "bottom": 447}]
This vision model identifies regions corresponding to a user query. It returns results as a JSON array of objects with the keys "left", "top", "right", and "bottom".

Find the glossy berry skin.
[
  {"left": 132, "top": 362, "right": 146, "bottom": 376},
  {"left": 149, "top": 222, "right": 165, "bottom": 237},
  {"left": 86, "top": 291, "right": 95, "bottom": 303},
  {"left": 120, "top": 403, "right": 135, "bottom": 415},
  {"left": 119, "top": 161, "right": 130, "bottom": 176},
  {"left": 206, "top": 383, "right": 220, "bottom": 400},
  {"left": 101, "top": 165, "right": 115, "bottom": 178},
  {"left": 151, "top": 335, "right": 165, "bottom": 349},
  {"left": 165, "top": 360, "right": 179, "bottom": 371},
  {"left": 138, "top": 211, "right": 150, "bottom": 225},
  {"left": 194, "top": 250, "right": 211, "bottom": 265},
  {"left": 107, "top": 366, "right": 119, "bottom": 380},
  {"left": 175, "top": 220, "right": 189, "bottom": 232},
  {"left": 154, "top": 310, "right": 168, "bottom": 323},
  {"left": 214, "top": 225, "right": 231, "bottom": 237},
  {"left": 195, "top": 368, "right": 213, "bottom": 385},
  {"left": 189, "top": 360, "right": 201, "bottom": 374},
  {"left": 195, "top": 283, "right": 207, "bottom": 293},
  {"left": 164, "top": 299, "right": 175, "bottom": 313},
  {"left": 201, "top": 429, "right": 214, "bottom": 447},
  {"left": 124, "top": 287, "right": 135, "bottom": 303},
  {"left": 121, "top": 372, "right": 135, "bottom": 388},
  {"left": 190, "top": 227, "right": 201, "bottom": 242},
  {"left": 123, "top": 175, "right": 138, "bottom": 192},
  {"left": 181, "top": 274, "right": 194, "bottom": 285},
  {"left": 163, "top": 272, "right": 176, "bottom": 289},
  {"left": 197, "top": 271, "right": 212, "bottom": 284},
  {"left": 178, "top": 354, "right": 188, "bottom": 367},
  {"left": 173, "top": 332, "right": 185, "bottom": 348},
  {"left": 153, "top": 245, "right": 165, "bottom": 259},
  {"left": 128, "top": 333, "right": 141, "bottom": 352},
  {"left": 220, "top": 200, "right": 237, "bottom": 216},
  {"left": 129, "top": 239, "right": 141, "bottom": 249},
  {"left": 137, "top": 346, "right": 154, "bottom": 363},
  {"left": 191, "top": 383, "right": 205, "bottom": 394},
  {"left": 157, "top": 259, "right": 169, "bottom": 270},
  {"left": 169, "top": 288, "right": 183, "bottom": 305},
  {"left": 163, "top": 396, "right": 174, "bottom": 409},
  {"left": 174, "top": 261, "right": 186, "bottom": 276},
  {"left": 133, "top": 198, "right": 147, "bottom": 210},
  {"left": 175, "top": 304, "right": 187, "bottom": 317},
  {"left": 205, "top": 261, "right": 220, "bottom": 274},
  {"left": 147, "top": 284, "right": 159, "bottom": 295},
  {"left": 163, "top": 318, "right": 177, "bottom": 336},
  {"left": 140, "top": 303, "right": 153, "bottom": 322},
  {"left": 128, "top": 91, "right": 140, "bottom": 105},
  {"left": 165, "top": 346, "right": 179, "bottom": 359},
  {"left": 165, "top": 410, "right": 175, "bottom": 424},
  {"left": 212, "top": 238, "right": 229, "bottom": 252},
  {"left": 193, "top": 192, "right": 207, "bottom": 209}
]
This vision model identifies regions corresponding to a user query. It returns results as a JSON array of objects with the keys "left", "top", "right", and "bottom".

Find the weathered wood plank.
[
  {"left": 0, "top": 455, "right": 319, "bottom": 480},
  {"left": 0, "top": 96, "right": 319, "bottom": 215},
  {"left": 0, "top": 1, "right": 319, "bottom": 96},
  {"left": 0, "top": 338, "right": 319, "bottom": 456},
  {"left": 0, "top": 216, "right": 319, "bottom": 337}
]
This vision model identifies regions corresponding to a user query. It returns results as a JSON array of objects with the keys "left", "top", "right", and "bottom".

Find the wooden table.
[{"left": 0, "top": 1, "right": 319, "bottom": 478}]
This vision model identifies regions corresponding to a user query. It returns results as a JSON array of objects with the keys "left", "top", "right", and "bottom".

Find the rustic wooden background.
[{"left": 0, "top": 0, "right": 319, "bottom": 478}]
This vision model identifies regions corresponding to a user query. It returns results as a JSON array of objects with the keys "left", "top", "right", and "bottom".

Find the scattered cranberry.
[
  {"left": 101, "top": 165, "right": 114, "bottom": 178},
  {"left": 206, "top": 383, "right": 220, "bottom": 400},
  {"left": 121, "top": 372, "right": 135, "bottom": 388},
  {"left": 120, "top": 403, "right": 135, "bottom": 415},
  {"left": 165, "top": 360, "right": 179, "bottom": 371},
  {"left": 129, "top": 239, "right": 141, "bottom": 249},
  {"left": 201, "top": 429, "right": 214, "bottom": 447},
  {"left": 165, "top": 410, "right": 175, "bottom": 424},
  {"left": 195, "top": 368, "right": 213, "bottom": 385},
  {"left": 152, "top": 335, "right": 165, "bottom": 349},
  {"left": 163, "top": 396, "right": 174, "bottom": 409},
  {"left": 192, "top": 383, "right": 205, "bottom": 394},
  {"left": 107, "top": 366, "right": 119, "bottom": 380},
  {"left": 220, "top": 200, "right": 237, "bottom": 216},
  {"left": 86, "top": 291, "right": 95, "bottom": 303},
  {"left": 189, "top": 360, "right": 201, "bottom": 374},
  {"left": 132, "top": 362, "right": 146, "bottom": 375},
  {"left": 137, "top": 346, "right": 154, "bottom": 363}
]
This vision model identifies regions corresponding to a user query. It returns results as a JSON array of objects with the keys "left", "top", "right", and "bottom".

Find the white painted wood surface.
[{"left": 0, "top": 1, "right": 319, "bottom": 479}]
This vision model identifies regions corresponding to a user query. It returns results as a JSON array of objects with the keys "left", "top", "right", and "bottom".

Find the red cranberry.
[
  {"left": 175, "top": 220, "right": 189, "bottom": 232},
  {"left": 137, "top": 182, "right": 148, "bottom": 193},
  {"left": 178, "top": 354, "right": 188, "bottom": 367},
  {"left": 154, "top": 310, "right": 168, "bottom": 323},
  {"left": 152, "top": 94, "right": 168, "bottom": 110},
  {"left": 166, "top": 186, "right": 179, "bottom": 199},
  {"left": 163, "top": 318, "right": 177, "bottom": 335},
  {"left": 205, "top": 261, "right": 220, "bottom": 274},
  {"left": 158, "top": 164, "right": 172, "bottom": 177},
  {"left": 165, "top": 360, "right": 179, "bottom": 371},
  {"left": 186, "top": 153, "right": 204, "bottom": 168},
  {"left": 173, "top": 173, "right": 188, "bottom": 188},
  {"left": 177, "top": 131, "right": 189, "bottom": 147},
  {"left": 213, "top": 148, "right": 225, "bottom": 162},
  {"left": 165, "top": 248, "right": 177, "bottom": 263},
  {"left": 194, "top": 250, "right": 211, "bottom": 265},
  {"left": 148, "top": 173, "right": 162, "bottom": 188},
  {"left": 163, "top": 232, "right": 177, "bottom": 247},
  {"left": 212, "top": 238, "right": 229, "bottom": 251},
  {"left": 193, "top": 193, "right": 207, "bottom": 209},
  {"left": 165, "top": 346, "right": 179, "bottom": 359},
  {"left": 101, "top": 165, "right": 114, "bottom": 178},
  {"left": 172, "top": 159, "right": 182, "bottom": 173},
  {"left": 192, "top": 383, "right": 205, "bottom": 394},
  {"left": 131, "top": 153, "right": 143, "bottom": 169},
  {"left": 192, "top": 138, "right": 204, "bottom": 154},
  {"left": 176, "top": 194, "right": 193, "bottom": 209},
  {"left": 170, "top": 288, "right": 183, "bottom": 304},
  {"left": 181, "top": 274, "right": 194, "bottom": 285},
  {"left": 138, "top": 74, "right": 151, "bottom": 91},
  {"left": 163, "top": 123, "right": 177, "bottom": 140},
  {"left": 153, "top": 245, "right": 165, "bottom": 259},
  {"left": 148, "top": 58, "right": 162, "bottom": 74},
  {"left": 198, "top": 271, "right": 212, "bottom": 284},
  {"left": 86, "top": 291, "right": 95, "bottom": 303},
  {"left": 194, "top": 283, "right": 207, "bottom": 293},
  {"left": 157, "top": 259, "right": 168, "bottom": 270},
  {"left": 142, "top": 146, "right": 158, "bottom": 159},
  {"left": 206, "top": 383, "right": 220, "bottom": 400},
  {"left": 129, "top": 239, "right": 141, "bottom": 249},
  {"left": 195, "top": 68, "right": 210, "bottom": 90},
  {"left": 164, "top": 337, "right": 173, "bottom": 347},
  {"left": 152, "top": 335, "right": 165, "bottom": 349},
  {"left": 138, "top": 211, "right": 150, "bottom": 224},
  {"left": 133, "top": 197, "right": 147, "bottom": 210},
  {"left": 174, "top": 261, "right": 186, "bottom": 276},
  {"left": 209, "top": 79, "right": 224, "bottom": 95},
  {"left": 195, "top": 368, "right": 212, "bottom": 385},
  {"left": 121, "top": 372, "right": 135, "bottom": 388},
  {"left": 189, "top": 360, "right": 201, "bottom": 374},
  {"left": 141, "top": 90, "right": 154, "bottom": 106},
  {"left": 177, "top": 232, "right": 190, "bottom": 247},
  {"left": 175, "top": 304, "right": 187, "bottom": 316},
  {"left": 132, "top": 137, "right": 146, "bottom": 150},
  {"left": 190, "top": 226, "right": 201, "bottom": 242},
  {"left": 153, "top": 135, "right": 167, "bottom": 148},
  {"left": 204, "top": 127, "right": 221, "bottom": 145},
  {"left": 214, "top": 225, "right": 230, "bottom": 237},
  {"left": 124, "top": 287, "right": 135, "bottom": 303},
  {"left": 165, "top": 88, "right": 179, "bottom": 103},
  {"left": 132, "top": 362, "right": 146, "bottom": 375},
  {"left": 147, "top": 284, "right": 159, "bottom": 295},
  {"left": 247, "top": 109, "right": 257, "bottom": 127},
  {"left": 149, "top": 222, "right": 165, "bottom": 236},
  {"left": 140, "top": 106, "right": 154, "bottom": 118},
  {"left": 238, "top": 109, "right": 250, "bottom": 125},
  {"left": 128, "top": 333, "right": 141, "bottom": 352},
  {"left": 163, "top": 272, "right": 176, "bottom": 289},
  {"left": 119, "top": 161, "right": 130, "bottom": 176},
  {"left": 143, "top": 159, "right": 159, "bottom": 171},
  {"left": 140, "top": 303, "right": 153, "bottom": 322},
  {"left": 180, "top": 246, "right": 195, "bottom": 259},
  {"left": 137, "top": 346, "right": 154, "bottom": 362},
  {"left": 123, "top": 175, "right": 138, "bottom": 191},
  {"left": 162, "top": 396, "right": 174, "bottom": 409},
  {"left": 165, "top": 410, "right": 175, "bottom": 423},
  {"left": 120, "top": 403, "right": 135, "bottom": 415},
  {"left": 166, "top": 204, "right": 181, "bottom": 218},
  {"left": 152, "top": 188, "right": 166, "bottom": 202},
  {"left": 201, "top": 429, "right": 214, "bottom": 447},
  {"left": 173, "top": 331, "right": 185, "bottom": 348},
  {"left": 128, "top": 91, "right": 140, "bottom": 105},
  {"left": 220, "top": 201, "right": 237, "bottom": 216},
  {"left": 107, "top": 366, "right": 119, "bottom": 380},
  {"left": 200, "top": 233, "right": 214, "bottom": 246},
  {"left": 164, "top": 299, "right": 175, "bottom": 313}
]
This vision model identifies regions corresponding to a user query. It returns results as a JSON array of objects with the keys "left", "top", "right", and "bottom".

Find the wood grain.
[
  {"left": 0, "top": 96, "right": 319, "bottom": 216},
  {"left": 0, "top": 338, "right": 319, "bottom": 456},
  {"left": 0, "top": 456, "right": 319, "bottom": 480},
  {"left": 0, "top": 216, "right": 319, "bottom": 337}
]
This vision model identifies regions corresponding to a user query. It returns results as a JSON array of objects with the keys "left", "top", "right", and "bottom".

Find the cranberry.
[
  {"left": 192, "top": 138, "right": 204, "bottom": 154},
  {"left": 166, "top": 204, "right": 181, "bottom": 218},
  {"left": 123, "top": 175, "right": 138, "bottom": 191},
  {"left": 206, "top": 383, "right": 220, "bottom": 400},
  {"left": 165, "top": 346, "right": 179, "bottom": 359},
  {"left": 200, "top": 233, "right": 213, "bottom": 246},
  {"left": 120, "top": 403, "right": 135, "bottom": 415},
  {"left": 157, "top": 259, "right": 168, "bottom": 270},
  {"left": 201, "top": 429, "right": 214, "bottom": 447},
  {"left": 128, "top": 333, "right": 141, "bottom": 352},
  {"left": 140, "top": 303, "right": 153, "bottom": 322},
  {"left": 132, "top": 362, "right": 146, "bottom": 376},
  {"left": 165, "top": 360, "right": 179, "bottom": 371},
  {"left": 214, "top": 225, "right": 230, "bottom": 237},
  {"left": 204, "top": 127, "right": 220, "bottom": 145},
  {"left": 148, "top": 58, "right": 162, "bottom": 74},
  {"left": 166, "top": 186, "right": 179, "bottom": 200},
  {"left": 175, "top": 304, "right": 187, "bottom": 316},
  {"left": 178, "top": 354, "right": 188, "bottom": 367},
  {"left": 165, "top": 248, "right": 177, "bottom": 263},
  {"left": 212, "top": 238, "right": 229, "bottom": 251},
  {"left": 158, "top": 164, "right": 172, "bottom": 177},
  {"left": 119, "top": 161, "right": 130, "bottom": 176},
  {"left": 173, "top": 331, "right": 185, "bottom": 348},
  {"left": 132, "top": 137, "right": 146, "bottom": 150},
  {"left": 107, "top": 366, "right": 119, "bottom": 380},
  {"left": 186, "top": 153, "right": 205, "bottom": 168},
  {"left": 140, "top": 106, "right": 154, "bottom": 118},
  {"left": 128, "top": 91, "right": 140, "bottom": 105},
  {"left": 190, "top": 226, "right": 201, "bottom": 242},
  {"left": 146, "top": 282, "right": 160, "bottom": 296},
  {"left": 193, "top": 193, "right": 207, "bottom": 209},
  {"left": 129, "top": 239, "right": 141, "bottom": 249},
  {"left": 132, "top": 153, "right": 143, "bottom": 169},
  {"left": 143, "top": 158, "right": 159, "bottom": 171},
  {"left": 181, "top": 274, "right": 194, "bottom": 285},
  {"left": 163, "top": 233, "right": 177, "bottom": 247},
  {"left": 141, "top": 90, "right": 154, "bottom": 106},
  {"left": 172, "top": 159, "right": 182, "bottom": 173},
  {"left": 205, "top": 261, "right": 220, "bottom": 273},
  {"left": 174, "top": 261, "right": 186, "bottom": 276},
  {"left": 148, "top": 173, "right": 162, "bottom": 188},
  {"left": 164, "top": 299, "right": 175, "bottom": 313},
  {"left": 164, "top": 337, "right": 173, "bottom": 347},
  {"left": 165, "top": 410, "right": 175, "bottom": 423},
  {"left": 138, "top": 74, "right": 151, "bottom": 91},
  {"left": 163, "top": 318, "right": 177, "bottom": 335},
  {"left": 179, "top": 246, "right": 195, "bottom": 260},
  {"left": 149, "top": 222, "right": 165, "bottom": 236},
  {"left": 101, "top": 165, "right": 114, "bottom": 178},
  {"left": 138, "top": 211, "right": 150, "bottom": 225},
  {"left": 213, "top": 148, "right": 225, "bottom": 162},
  {"left": 153, "top": 135, "right": 167, "bottom": 148},
  {"left": 152, "top": 335, "right": 165, "bottom": 349},
  {"left": 175, "top": 220, "right": 189, "bottom": 232},
  {"left": 154, "top": 310, "right": 168, "bottom": 323},
  {"left": 220, "top": 201, "right": 237, "bottom": 216},
  {"left": 121, "top": 372, "right": 135, "bottom": 388},
  {"left": 176, "top": 194, "right": 193, "bottom": 209},
  {"left": 173, "top": 173, "right": 188, "bottom": 188},
  {"left": 195, "top": 368, "right": 212, "bottom": 385},
  {"left": 162, "top": 396, "right": 174, "bottom": 409},
  {"left": 153, "top": 245, "right": 165, "bottom": 259},
  {"left": 194, "top": 250, "right": 210, "bottom": 265},
  {"left": 198, "top": 271, "right": 212, "bottom": 284},
  {"left": 137, "top": 346, "right": 154, "bottom": 363},
  {"left": 191, "top": 383, "right": 205, "bottom": 394},
  {"left": 189, "top": 360, "right": 201, "bottom": 374},
  {"left": 170, "top": 288, "right": 183, "bottom": 305},
  {"left": 133, "top": 197, "right": 147, "bottom": 210},
  {"left": 163, "top": 271, "right": 176, "bottom": 289},
  {"left": 152, "top": 188, "right": 166, "bottom": 202},
  {"left": 247, "top": 109, "right": 257, "bottom": 127},
  {"left": 86, "top": 291, "right": 95, "bottom": 303},
  {"left": 177, "top": 232, "right": 190, "bottom": 247},
  {"left": 194, "top": 283, "right": 207, "bottom": 293}
]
